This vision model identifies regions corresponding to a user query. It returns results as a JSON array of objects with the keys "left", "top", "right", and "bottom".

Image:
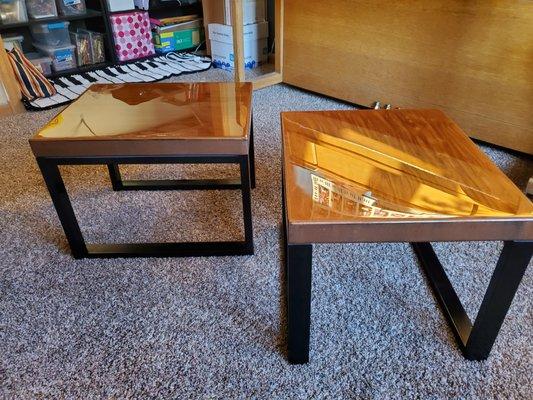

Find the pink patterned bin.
[{"left": 110, "top": 11, "right": 154, "bottom": 62}]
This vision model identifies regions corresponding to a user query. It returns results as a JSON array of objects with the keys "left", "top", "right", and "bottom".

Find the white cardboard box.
[
  {"left": 224, "top": 0, "right": 266, "bottom": 25},
  {"left": 208, "top": 22, "right": 268, "bottom": 70},
  {"left": 107, "top": 0, "right": 135, "bottom": 12}
]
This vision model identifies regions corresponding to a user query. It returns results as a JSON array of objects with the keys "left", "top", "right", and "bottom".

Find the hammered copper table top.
[
  {"left": 281, "top": 109, "right": 533, "bottom": 243},
  {"left": 30, "top": 82, "right": 253, "bottom": 157}
]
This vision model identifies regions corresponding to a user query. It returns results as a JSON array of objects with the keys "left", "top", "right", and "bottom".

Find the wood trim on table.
[{"left": 286, "top": 219, "right": 533, "bottom": 244}]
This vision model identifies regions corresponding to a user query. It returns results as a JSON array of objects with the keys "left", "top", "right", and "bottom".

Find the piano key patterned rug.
[{"left": 26, "top": 52, "right": 212, "bottom": 111}]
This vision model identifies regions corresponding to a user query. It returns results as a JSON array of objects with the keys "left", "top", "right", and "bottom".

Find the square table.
[
  {"left": 281, "top": 109, "right": 533, "bottom": 364},
  {"left": 30, "top": 82, "right": 255, "bottom": 258}
]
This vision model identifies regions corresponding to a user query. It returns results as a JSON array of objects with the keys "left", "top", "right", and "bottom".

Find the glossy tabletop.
[
  {"left": 30, "top": 82, "right": 253, "bottom": 157},
  {"left": 282, "top": 109, "right": 533, "bottom": 243}
]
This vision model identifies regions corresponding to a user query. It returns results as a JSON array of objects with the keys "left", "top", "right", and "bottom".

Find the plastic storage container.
[
  {"left": 78, "top": 29, "right": 105, "bottom": 64},
  {"left": 1, "top": 34, "right": 24, "bottom": 51},
  {"left": 33, "top": 42, "right": 76, "bottom": 72},
  {"left": 30, "top": 21, "right": 71, "bottom": 46},
  {"left": 26, "top": 52, "right": 53, "bottom": 76},
  {"left": 25, "top": 0, "right": 57, "bottom": 19},
  {"left": 88, "top": 31, "right": 105, "bottom": 63},
  {"left": 70, "top": 31, "right": 91, "bottom": 65},
  {"left": 56, "top": 0, "right": 86, "bottom": 16},
  {"left": 0, "top": 0, "right": 28, "bottom": 24}
]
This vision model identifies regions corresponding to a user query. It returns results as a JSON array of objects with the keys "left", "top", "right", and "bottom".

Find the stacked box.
[
  {"left": 152, "top": 19, "right": 204, "bottom": 54},
  {"left": 208, "top": 21, "right": 268, "bottom": 70}
]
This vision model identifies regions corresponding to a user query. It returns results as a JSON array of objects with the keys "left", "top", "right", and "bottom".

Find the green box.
[{"left": 153, "top": 27, "right": 204, "bottom": 54}]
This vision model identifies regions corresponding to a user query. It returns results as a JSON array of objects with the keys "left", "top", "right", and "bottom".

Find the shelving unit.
[
  {"left": 0, "top": 0, "right": 203, "bottom": 77},
  {"left": 0, "top": 0, "right": 115, "bottom": 75},
  {"left": 0, "top": 9, "right": 102, "bottom": 29},
  {"left": 101, "top": 0, "right": 202, "bottom": 64}
]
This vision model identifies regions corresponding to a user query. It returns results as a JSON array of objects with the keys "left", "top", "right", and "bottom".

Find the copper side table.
[
  {"left": 30, "top": 82, "right": 255, "bottom": 258},
  {"left": 281, "top": 109, "right": 532, "bottom": 364}
]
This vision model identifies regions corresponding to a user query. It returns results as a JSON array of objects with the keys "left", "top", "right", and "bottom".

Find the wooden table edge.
[
  {"left": 286, "top": 218, "right": 533, "bottom": 244},
  {"left": 29, "top": 136, "right": 251, "bottom": 158}
]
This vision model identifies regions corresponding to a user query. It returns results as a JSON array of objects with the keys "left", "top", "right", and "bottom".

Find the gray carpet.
[{"left": 1, "top": 68, "right": 532, "bottom": 399}]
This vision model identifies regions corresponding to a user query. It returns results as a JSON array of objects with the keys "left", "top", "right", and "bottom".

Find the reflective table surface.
[
  {"left": 30, "top": 82, "right": 253, "bottom": 157},
  {"left": 282, "top": 109, "right": 533, "bottom": 242}
]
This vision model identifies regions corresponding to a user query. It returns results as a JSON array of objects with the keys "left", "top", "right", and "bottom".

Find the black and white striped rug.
[{"left": 26, "top": 52, "right": 212, "bottom": 110}]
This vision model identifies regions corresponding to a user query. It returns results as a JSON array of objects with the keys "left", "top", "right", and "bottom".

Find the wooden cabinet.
[{"left": 282, "top": 1, "right": 533, "bottom": 154}]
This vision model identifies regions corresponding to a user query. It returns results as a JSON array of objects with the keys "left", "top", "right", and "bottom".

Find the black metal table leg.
[
  {"left": 413, "top": 240, "right": 532, "bottom": 360},
  {"left": 240, "top": 155, "right": 254, "bottom": 254},
  {"left": 107, "top": 163, "right": 122, "bottom": 191},
  {"left": 282, "top": 155, "right": 312, "bottom": 364},
  {"left": 249, "top": 113, "right": 256, "bottom": 189},
  {"left": 465, "top": 241, "right": 532, "bottom": 360},
  {"left": 286, "top": 242, "right": 313, "bottom": 364},
  {"left": 37, "top": 155, "right": 254, "bottom": 258},
  {"left": 106, "top": 163, "right": 242, "bottom": 191},
  {"left": 37, "top": 158, "right": 88, "bottom": 259}
]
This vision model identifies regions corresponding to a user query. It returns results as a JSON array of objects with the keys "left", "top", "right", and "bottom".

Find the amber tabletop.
[
  {"left": 30, "top": 82, "right": 253, "bottom": 157},
  {"left": 282, "top": 109, "right": 533, "bottom": 243}
]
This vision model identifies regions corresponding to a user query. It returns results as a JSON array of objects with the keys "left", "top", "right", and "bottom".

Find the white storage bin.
[{"left": 33, "top": 42, "right": 77, "bottom": 72}]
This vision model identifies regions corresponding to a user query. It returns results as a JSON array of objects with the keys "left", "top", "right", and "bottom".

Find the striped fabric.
[{"left": 6, "top": 48, "right": 56, "bottom": 101}]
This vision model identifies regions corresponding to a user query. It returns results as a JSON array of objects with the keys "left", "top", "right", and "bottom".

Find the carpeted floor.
[{"left": 1, "top": 67, "right": 532, "bottom": 399}]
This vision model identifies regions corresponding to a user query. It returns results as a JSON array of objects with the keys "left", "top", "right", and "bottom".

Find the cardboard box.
[
  {"left": 153, "top": 19, "right": 203, "bottom": 54},
  {"left": 224, "top": 0, "right": 266, "bottom": 25},
  {"left": 107, "top": 0, "right": 134, "bottom": 12},
  {"left": 208, "top": 22, "right": 268, "bottom": 70}
]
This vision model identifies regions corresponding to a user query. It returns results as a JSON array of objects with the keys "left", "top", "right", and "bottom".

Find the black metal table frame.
[
  {"left": 282, "top": 179, "right": 533, "bottom": 364},
  {"left": 37, "top": 152, "right": 255, "bottom": 259}
]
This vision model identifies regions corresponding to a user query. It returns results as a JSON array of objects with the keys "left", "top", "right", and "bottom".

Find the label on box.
[
  {"left": 210, "top": 37, "right": 268, "bottom": 70},
  {"left": 55, "top": 49, "right": 73, "bottom": 62},
  {"left": 208, "top": 22, "right": 268, "bottom": 44},
  {"left": 48, "top": 22, "right": 67, "bottom": 30},
  {"left": 153, "top": 28, "right": 203, "bottom": 53}
]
